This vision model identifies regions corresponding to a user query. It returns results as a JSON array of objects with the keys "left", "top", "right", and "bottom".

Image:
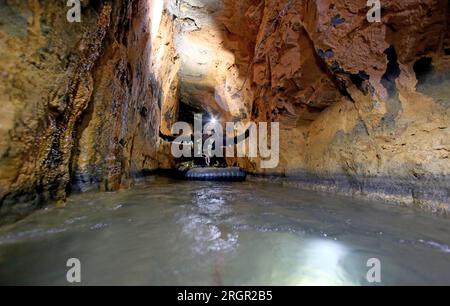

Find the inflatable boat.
[{"left": 184, "top": 167, "right": 247, "bottom": 182}]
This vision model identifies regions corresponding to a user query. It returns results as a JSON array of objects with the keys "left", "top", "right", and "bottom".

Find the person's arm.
[{"left": 160, "top": 131, "right": 195, "bottom": 143}]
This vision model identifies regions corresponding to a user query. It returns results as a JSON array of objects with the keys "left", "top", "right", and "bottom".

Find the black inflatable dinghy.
[{"left": 184, "top": 167, "right": 247, "bottom": 182}]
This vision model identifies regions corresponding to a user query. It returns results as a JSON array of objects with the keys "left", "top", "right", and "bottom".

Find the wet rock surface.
[{"left": 0, "top": 0, "right": 160, "bottom": 223}]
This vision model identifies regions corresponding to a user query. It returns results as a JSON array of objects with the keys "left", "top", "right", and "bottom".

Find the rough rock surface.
[
  {"left": 0, "top": 0, "right": 161, "bottom": 223},
  {"left": 160, "top": 0, "right": 450, "bottom": 212},
  {"left": 249, "top": 0, "right": 450, "bottom": 211}
]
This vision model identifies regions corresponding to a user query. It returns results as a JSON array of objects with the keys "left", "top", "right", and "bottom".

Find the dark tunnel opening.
[{"left": 413, "top": 57, "right": 434, "bottom": 85}]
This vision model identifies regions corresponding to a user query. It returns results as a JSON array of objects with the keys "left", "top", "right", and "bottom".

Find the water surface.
[{"left": 0, "top": 177, "right": 449, "bottom": 285}]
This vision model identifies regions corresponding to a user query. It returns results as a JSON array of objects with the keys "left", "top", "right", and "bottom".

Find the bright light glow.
[
  {"left": 150, "top": 0, "right": 164, "bottom": 38},
  {"left": 244, "top": 235, "right": 359, "bottom": 286},
  {"left": 293, "top": 239, "right": 358, "bottom": 286},
  {"left": 209, "top": 117, "right": 218, "bottom": 125}
]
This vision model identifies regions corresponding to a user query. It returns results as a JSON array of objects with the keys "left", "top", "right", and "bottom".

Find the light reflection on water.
[
  {"left": 177, "top": 188, "right": 239, "bottom": 255},
  {"left": 0, "top": 176, "right": 449, "bottom": 285}
]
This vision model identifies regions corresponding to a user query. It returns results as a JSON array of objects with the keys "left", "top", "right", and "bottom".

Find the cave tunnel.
[{"left": 0, "top": 0, "right": 449, "bottom": 287}]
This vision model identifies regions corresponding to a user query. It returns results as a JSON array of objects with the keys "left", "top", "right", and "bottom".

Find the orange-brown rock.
[
  {"left": 158, "top": 0, "right": 450, "bottom": 211},
  {"left": 0, "top": 0, "right": 161, "bottom": 222}
]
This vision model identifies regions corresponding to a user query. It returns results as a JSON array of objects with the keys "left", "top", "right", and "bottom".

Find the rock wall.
[
  {"left": 73, "top": 0, "right": 161, "bottom": 192},
  {"left": 249, "top": 0, "right": 450, "bottom": 211},
  {"left": 161, "top": 0, "right": 450, "bottom": 212},
  {"left": 0, "top": 0, "right": 162, "bottom": 223}
]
